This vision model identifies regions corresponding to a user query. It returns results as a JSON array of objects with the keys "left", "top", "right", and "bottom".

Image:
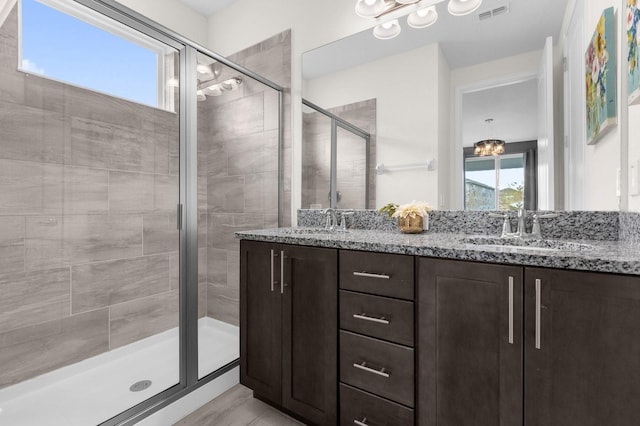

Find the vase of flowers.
[{"left": 379, "top": 201, "right": 432, "bottom": 234}]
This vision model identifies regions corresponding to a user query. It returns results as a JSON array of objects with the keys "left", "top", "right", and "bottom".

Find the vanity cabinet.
[
  {"left": 239, "top": 240, "right": 337, "bottom": 425},
  {"left": 417, "top": 258, "right": 523, "bottom": 426},
  {"left": 524, "top": 267, "right": 640, "bottom": 426}
]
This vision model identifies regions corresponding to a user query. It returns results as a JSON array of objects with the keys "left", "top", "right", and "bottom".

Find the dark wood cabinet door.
[
  {"left": 281, "top": 244, "right": 338, "bottom": 425},
  {"left": 240, "top": 240, "right": 282, "bottom": 405},
  {"left": 524, "top": 268, "right": 640, "bottom": 426},
  {"left": 418, "top": 257, "right": 523, "bottom": 426}
]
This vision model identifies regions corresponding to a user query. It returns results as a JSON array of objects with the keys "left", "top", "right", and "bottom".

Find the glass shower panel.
[
  {"left": 0, "top": 1, "right": 180, "bottom": 424},
  {"left": 302, "top": 103, "right": 332, "bottom": 209},
  {"left": 196, "top": 52, "right": 280, "bottom": 379},
  {"left": 336, "top": 125, "right": 368, "bottom": 209}
]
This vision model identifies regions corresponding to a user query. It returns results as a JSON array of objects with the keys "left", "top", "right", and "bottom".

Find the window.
[
  {"left": 19, "top": 0, "right": 176, "bottom": 110},
  {"left": 463, "top": 141, "right": 537, "bottom": 211}
]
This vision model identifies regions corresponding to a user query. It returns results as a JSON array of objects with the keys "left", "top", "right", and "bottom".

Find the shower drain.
[{"left": 129, "top": 380, "right": 152, "bottom": 392}]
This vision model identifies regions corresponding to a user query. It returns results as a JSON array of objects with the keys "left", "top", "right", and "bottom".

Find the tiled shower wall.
[
  {"left": 199, "top": 30, "right": 292, "bottom": 326},
  {"left": 302, "top": 99, "right": 376, "bottom": 209},
  {"left": 0, "top": 6, "right": 181, "bottom": 388}
]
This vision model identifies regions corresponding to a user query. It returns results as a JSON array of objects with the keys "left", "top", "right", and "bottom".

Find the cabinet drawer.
[
  {"left": 340, "top": 383, "right": 414, "bottom": 426},
  {"left": 340, "top": 290, "right": 414, "bottom": 347},
  {"left": 340, "top": 251, "right": 414, "bottom": 300},
  {"left": 340, "top": 331, "right": 414, "bottom": 407}
]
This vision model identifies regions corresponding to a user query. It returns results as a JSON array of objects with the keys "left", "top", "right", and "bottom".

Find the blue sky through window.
[{"left": 21, "top": 0, "right": 160, "bottom": 107}]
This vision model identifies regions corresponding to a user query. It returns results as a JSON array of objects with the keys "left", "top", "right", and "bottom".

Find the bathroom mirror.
[{"left": 302, "top": 0, "right": 591, "bottom": 211}]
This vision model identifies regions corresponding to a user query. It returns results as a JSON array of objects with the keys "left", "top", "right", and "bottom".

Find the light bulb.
[
  {"left": 448, "top": 0, "right": 482, "bottom": 16},
  {"left": 355, "top": 0, "right": 385, "bottom": 18},
  {"left": 373, "top": 19, "right": 401, "bottom": 39}
]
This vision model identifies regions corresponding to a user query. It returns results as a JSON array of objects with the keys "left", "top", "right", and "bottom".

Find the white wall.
[
  {"left": 305, "top": 44, "right": 444, "bottom": 208},
  {"left": 114, "top": 0, "right": 208, "bottom": 46}
]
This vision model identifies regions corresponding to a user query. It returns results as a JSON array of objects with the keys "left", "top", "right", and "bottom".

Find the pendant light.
[{"left": 473, "top": 119, "right": 505, "bottom": 156}]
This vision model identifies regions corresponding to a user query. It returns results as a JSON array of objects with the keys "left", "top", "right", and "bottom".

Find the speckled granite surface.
[
  {"left": 237, "top": 209, "right": 640, "bottom": 275},
  {"left": 235, "top": 228, "right": 640, "bottom": 276},
  {"left": 297, "top": 209, "right": 622, "bottom": 240}
]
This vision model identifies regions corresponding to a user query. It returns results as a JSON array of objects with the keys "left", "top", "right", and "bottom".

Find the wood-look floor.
[{"left": 174, "top": 384, "right": 304, "bottom": 425}]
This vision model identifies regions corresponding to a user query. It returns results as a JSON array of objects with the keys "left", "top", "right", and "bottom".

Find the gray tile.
[
  {"left": 0, "top": 101, "right": 65, "bottom": 164},
  {"left": 207, "top": 247, "right": 227, "bottom": 286},
  {"left": 0, "top": 309, "right": 109, "bottom": 388},
  {"left": 210, "top": 93, "right": 263, "bottom": 140},
  {"left": 227, "top": 250, "right": 240, "bottom": 289},
  {"left": 199, "top": 247, "right": 208, "bottom": 285},
  {"left": 226, "top": 130, "right": 279, "bottom": 176},
  {"left": 155, "top": 174, "right": 179, "bottom": 213},
  {"left": 72, "top": 254, "right": 170, "bottom": 314},
  {"left": 109, "top": 290, "right": 179, "bottom": 349},
  {"left": 0, "top": 69, "right": 25, "bottom": 105},
  {"left": 264, "top": 90, "right": 279, "bottom": 131},
  {"left": 25, "top": 216, "right": 64, "bottom": 270},
  {"left": 208, "top": 176, "right": 245, "bottom": 213},
  {"left": 0, "top": 216, "right": 25, "bottom": 274},
  {"left": 109, "top": 171, "right": 155, "bottom": 214},
  {"left": 170, "top": 252, "right": 179, "bottom": 290},
  {"left": 0, "top": 267, "right": 70, "bottom": 333},
  {"left": 206, "top": 284, "right": 239, "bottom": 326},
  {"left": 24, "top": 74, "right": 66, "bottom": 113},
  {"left": 0, "top": 159, "right": 63, "bottom": 216},
  {"left": 143, "top": 214, "right": 179, "bottom": 255},
  {"left": 206, "top": 138, "right": 227, "bottom": 178},
  {"left": 66, "top": 85, "right": 142, "bottom": 129},
  {"left": 207, "top": 214, "right": 263, "bottom": 251},
  {"left": 198, "top": 283, "right": 207, "bottom": 318},
  {"left": 63, "top": 166, "right": 109, "bottom": 215},
  {"left": 63, "top": 214, "right": 143, "bottom": 265},
  {"left": 198, "top": 212, "right": 207, "bottom": 248}
]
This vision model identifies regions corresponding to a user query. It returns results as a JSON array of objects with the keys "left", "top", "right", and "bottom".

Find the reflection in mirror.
[
  {"left": 302, "top": 0, "right": 572, "bottom": 210},
  {"left": 302, "top": 100, "right": 375, "bottom": 209}
]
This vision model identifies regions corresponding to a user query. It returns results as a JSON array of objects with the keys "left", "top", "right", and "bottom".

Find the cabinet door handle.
[
  {"left": 354, "top": 418, "right": 369, "bottom": 426},
  {"left": 270, "top": 249, "right": 275, "bottom": 292},
  {"left": 280, "top": 250, "right": 285, "bottom": 294},
  {"left": 535, "top": 278, "right": 541, "bottom": 349},
  {"left": 353, "top": 271, "right": 390, "bottom": 280},
  {"left": 352, "top": 362, "right": 390, "bottom": 378},
  {"left": 353, "top": 313, "right": 390, "bottom": 325},
  {"left": 508, "top": 276, "right": 514, "bottom": 344}
]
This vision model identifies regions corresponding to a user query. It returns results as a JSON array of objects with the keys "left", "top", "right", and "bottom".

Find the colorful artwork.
[
  {"left": 586, "top": 7, "right": 617, "bottom": 145},
  {"left": 628, "top": 0, "right": 640, "bottom": 104}
]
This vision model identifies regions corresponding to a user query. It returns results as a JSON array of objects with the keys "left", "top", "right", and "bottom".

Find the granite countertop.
[{"left": 235, "top": 227, "right": 640, "bottom": 276}]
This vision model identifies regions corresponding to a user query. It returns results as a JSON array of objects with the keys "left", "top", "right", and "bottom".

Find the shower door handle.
[{"left": 176, "top": 204, "right": 183, "bottom": 230}]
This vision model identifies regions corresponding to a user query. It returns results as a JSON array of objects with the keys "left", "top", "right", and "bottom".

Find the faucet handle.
[
  {"left": 488, "top": 213, "right": 512, "bottom": 237},
  {"left": 339, "top": 212, "right": 354, "bottom": 231},
  {"left": 533, "top": 212, "right": 558, "bottom": 220}
]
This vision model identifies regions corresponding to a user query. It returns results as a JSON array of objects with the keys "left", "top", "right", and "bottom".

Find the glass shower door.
[
  {"left": 196, "top": 51, "right": 281, "bottom": 379},
  {"left": 0, "top": 1, "right": 181, "bottom": 424}
]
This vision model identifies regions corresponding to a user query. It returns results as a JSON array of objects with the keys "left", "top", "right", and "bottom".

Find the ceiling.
[
  {"left": 303, "top": 0, "right": 568, "bottom": 79},
  {"left": 176, "top": 0, "right": 237, "bottom": 17}
]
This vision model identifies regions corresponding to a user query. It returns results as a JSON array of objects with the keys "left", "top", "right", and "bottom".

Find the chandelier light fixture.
[
  {"left": 355, "top": 0, "right": 482, "bottom": 40},
  {"left": 196, "top": 62, "right": 243, "bottom": 101},
  {"left": 474, "top": 118, "right": 505, "bottom": 156}
]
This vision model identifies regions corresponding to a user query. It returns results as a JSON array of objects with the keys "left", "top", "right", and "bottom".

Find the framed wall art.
[{"left": 586, "top": 6, "right": 617, "bottom": 145}]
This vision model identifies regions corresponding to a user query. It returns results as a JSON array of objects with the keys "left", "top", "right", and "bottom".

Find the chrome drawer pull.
[
  {"left": 354, "top": 418, "right": 368, "bottom": 426},
  {"left": 535, "top": 278, "right": 541, "bottom": 350},
  {"left": 353, "top": 313, "right": 390, "bottom": 325},
  {"left": 352, "top": 361, "right": 390, "bottom": 378},
  {"left": 508, "top": 276, "right": 514, "bottom": 344},
  {"left": 270, "top": 250, "right": 275, "bottom": 292},
  {"left": 353, "top": 271, "right": 390, "bottom": 280}
]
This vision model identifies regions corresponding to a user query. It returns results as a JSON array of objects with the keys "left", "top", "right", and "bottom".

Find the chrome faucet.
[
  {"left": 531, "top": 211, "right": 559, "bottom": 239},
  {"left": 516, "top": 208, "right": 527, "bottom": 237},
  {"left": 323, "top": 208, "right": 338, "bottom": 230},
  {"left": 489, "top": 208, "right": 558, "bottom": 239}
]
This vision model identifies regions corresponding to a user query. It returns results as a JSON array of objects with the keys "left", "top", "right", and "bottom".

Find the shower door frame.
[
  {"left": 46, "top": 1, "right": 286, "bottom": 425},
  {"left": 302, "top": 98, "right": 371, "bottom": 209}
]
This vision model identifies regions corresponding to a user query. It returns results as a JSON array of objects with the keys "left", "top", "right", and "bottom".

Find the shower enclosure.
[
  {"left": 302, "top": 99, "right": 375, "bottom": 209},
  {"left": 0, "top": 0, "right": 283, "bottom": 424}
]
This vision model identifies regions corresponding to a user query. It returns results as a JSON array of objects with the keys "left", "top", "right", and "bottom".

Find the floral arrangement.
[{"left": 378, "top": 201, "right": 432, "bottom": 219}]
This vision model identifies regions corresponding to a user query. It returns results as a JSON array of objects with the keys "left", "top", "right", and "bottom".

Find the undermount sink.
[
  {"left": 280, "top": 227, "right": 346, "bottom": 235},
  {"left": 462, "top": 236, "right": 595, "bottom": 252}
]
